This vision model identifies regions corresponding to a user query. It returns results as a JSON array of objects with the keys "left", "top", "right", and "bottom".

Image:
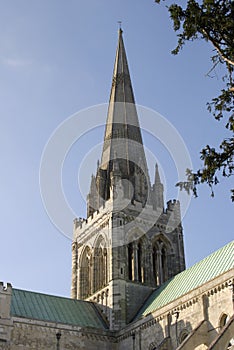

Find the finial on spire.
[{"left": 117, "top": 21, "right": 123, "bottom": 34}]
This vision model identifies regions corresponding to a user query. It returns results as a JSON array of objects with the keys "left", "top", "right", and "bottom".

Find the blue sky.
[{"left": 1, "top": 1, "right": 233, "bottom": 297}]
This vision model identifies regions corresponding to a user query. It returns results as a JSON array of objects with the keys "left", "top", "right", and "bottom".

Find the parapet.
[
  {"left": 166, "top": 199, "right": 180, "bottom": 211},
  {"left": 73, "top": 201, "right": 110, "bottom": 232},
  {"left": 0, "top": 282, "right": 12, "bottom": 293},
  {"left": 0, "top": 282, "right": 12, "bottom": 319}
]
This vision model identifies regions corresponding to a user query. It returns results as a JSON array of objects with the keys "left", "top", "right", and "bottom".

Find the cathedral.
[{"left": 0, "top": 30, "right": 233, "bottom": 350}]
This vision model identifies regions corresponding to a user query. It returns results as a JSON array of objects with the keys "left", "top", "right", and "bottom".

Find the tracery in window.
[
  {"left": 93, "top": 235, "right": 108, "bottom": 293},
  {"left": 79, "top": 246, "right": 92, "bottom": 299},
  {"left": 127, "top": 235, "right": 147, "bottom": 283}
]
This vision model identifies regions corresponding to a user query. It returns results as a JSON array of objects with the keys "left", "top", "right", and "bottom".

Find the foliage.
[{"left": 155, "top": 0, "right": 234, "bottom": 200}]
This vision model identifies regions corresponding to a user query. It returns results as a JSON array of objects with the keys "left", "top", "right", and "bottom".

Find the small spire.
[
  {"left": 90, "top": 174, "right": 96, "bottom": 191},
  {"left": 154, "top": 163, "right": 162, "bottom": 185},
  {"left": 152, "top": 163, "right": 164, "bottom": 210}
]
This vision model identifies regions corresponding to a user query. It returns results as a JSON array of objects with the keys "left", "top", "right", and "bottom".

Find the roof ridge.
[
  {"left": 12, "top": 288, "right": 94, "bottom": 305},
  {"left": 182, "top": 239, "right": 234, "bottom": 275}
]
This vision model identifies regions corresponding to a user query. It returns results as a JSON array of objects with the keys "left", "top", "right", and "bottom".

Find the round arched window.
[
  {"left": 219, "top": 313, "right": 229, "bottom": 330},
  {"left": 219, "top": 314, "right": 234, "bottom": 349},
  {"left": 179, "top": 329, "right": 189, "bottom": 344}
]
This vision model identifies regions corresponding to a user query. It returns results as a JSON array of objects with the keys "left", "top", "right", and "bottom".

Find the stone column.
[
  {"left": 133, "top": 242, "right": 139, "bottom": 282},
  {"left": 157, "top": 250, "right": 163, "bottom": 285},
  {"left": 90, "top": 255, "right": 94, "bottom": 294},
  {"left": 144, "top": 246, "right": 151, "bottom": 285},
  {"left": 128, "top": 244, "right": 133, "bottom": 280},
  {"left": 149, "top": 247, "right": 156, "bottom": 286},
  {"left": 140, "top": 245, "right": 144, "bottom": 283},
  {"left": 104, "top": 249, "right": 108, "bottom": 285},
  {"left": 71, "top": 242, "right": 78, "bottom": 299}
]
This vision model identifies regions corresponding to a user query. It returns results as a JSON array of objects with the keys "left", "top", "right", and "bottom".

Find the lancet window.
[
  {"left": 127, "top": 234, "right": 171, "bottom": 287},
  {"left": 93, "top": 236, "right": 108, "bottom": 293},
  {"left": 152, "top": 238, "right": 168, "bottom": 286},
  {"left": 79, "top": 246, "right": 92, "bottom": 299},
  {"left": 128, "top": 238, "right": 146, "bottom": 283},
  {"left": 79, "top": 236, "right": 108, "bottom": 299}
]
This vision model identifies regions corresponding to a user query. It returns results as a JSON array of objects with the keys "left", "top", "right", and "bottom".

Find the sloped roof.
[
  {"left": 136, "top": 240, "right": 234, "bottom": 320},
  {"left": 11, "top": 289, "right": 108, "bottom": 329}
]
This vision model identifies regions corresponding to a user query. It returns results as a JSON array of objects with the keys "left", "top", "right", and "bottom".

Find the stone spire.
[
  {"left": 95, "top": 29, "right": 150, "bottom": 207},
  {"left": 152, "top": 163, "right": 164, "bottom": 210},
  {"left": 154, "top": 163, "right": 161, "bottom": 185},
  {"left": 108, "top": 28, "right": 136, "bottom": 104}
]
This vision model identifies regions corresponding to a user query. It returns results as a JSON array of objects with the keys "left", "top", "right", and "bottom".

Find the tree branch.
[{"left": 202, "top": 29, "right": 234, "bottom": 67}]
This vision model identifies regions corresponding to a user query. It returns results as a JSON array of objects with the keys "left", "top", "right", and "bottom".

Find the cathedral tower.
[{"left": 71, "top": 29, "right": 185, "bottom": 330}]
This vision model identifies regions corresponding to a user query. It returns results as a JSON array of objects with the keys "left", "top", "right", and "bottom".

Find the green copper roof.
[
  {"left": 136, "top": 241, "right": 234, "bottom": 320},
  {"left": 11, "top": 289, "right": 108, "bottom": 329}
]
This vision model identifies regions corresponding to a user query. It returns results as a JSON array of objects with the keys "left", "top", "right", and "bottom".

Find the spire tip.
[{"left": 117, "top": 21, "right": 123, "bottom": 34}]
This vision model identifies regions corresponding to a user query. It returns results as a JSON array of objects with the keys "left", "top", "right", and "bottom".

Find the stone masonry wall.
[
  {"left": 0, "top": 320, "right": 116, "bottom": 350},
  {"left": 0, "top": 269, "right": 233, "bottom": 349},
  {"left": 115, "top": 269, "right": 233, "bottom": 350}
]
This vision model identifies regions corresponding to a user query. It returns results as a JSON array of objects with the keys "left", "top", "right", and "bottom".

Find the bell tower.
[{"left": 71, "top": 29, "right": 185, "bottom": 330}]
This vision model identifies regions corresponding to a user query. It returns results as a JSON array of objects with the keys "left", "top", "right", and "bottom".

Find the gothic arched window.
[
  {"left": 79, "top": 246, "right": 92, "bottom": 299},
  {"left": 93, "top": 236, "right": 108, "bottom": 293},
  {"left": 219, "top": 313, "right": 229, "bottom": 330},
  {"left": 179, "top": 329, "right": 189, "bottom": 344}
]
